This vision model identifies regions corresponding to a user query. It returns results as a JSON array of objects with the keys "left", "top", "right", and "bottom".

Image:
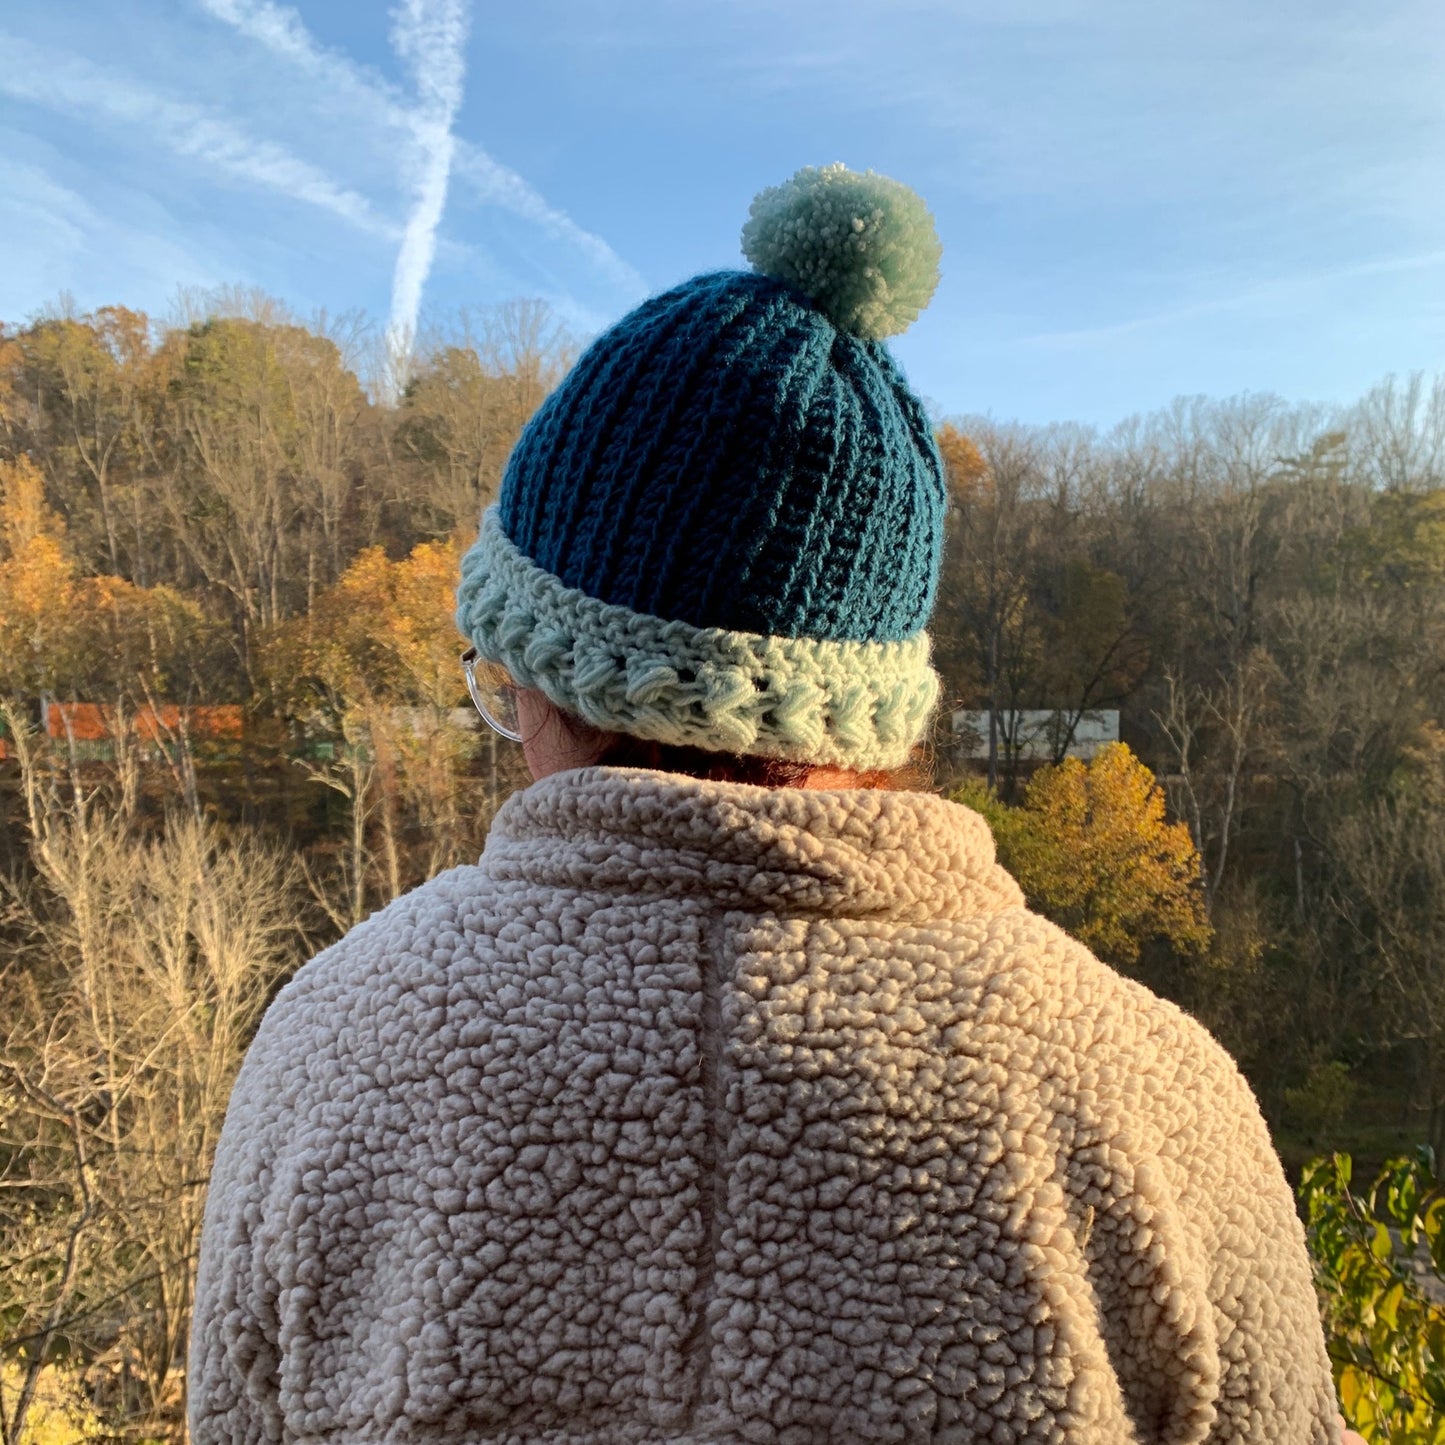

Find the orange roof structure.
[
  {"left": 43, "top": 703, "right": 244, "bottom": 743},
  {"left": 0, "top": 703, "right": 244, "bottom": 762}
]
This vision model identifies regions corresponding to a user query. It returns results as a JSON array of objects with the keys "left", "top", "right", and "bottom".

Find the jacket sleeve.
[
  {"left": 188, "top": 1004, "right": 298, "bottom": 1445},
  {"left": 1072, "top": 977, "right": 1342, "bottom": 1445},
  {"left": 1182, "top": 1054, "right": 1341, "bottom": 1445}
]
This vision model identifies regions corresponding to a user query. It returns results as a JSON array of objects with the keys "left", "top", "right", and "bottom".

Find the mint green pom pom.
[{"left": 740, "top": 164, "right": 942, "bottom": 341}]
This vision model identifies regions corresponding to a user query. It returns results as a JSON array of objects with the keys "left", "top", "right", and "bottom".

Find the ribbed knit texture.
[{"left": 494, "top": 270, "right": 946, "bottom": 645}]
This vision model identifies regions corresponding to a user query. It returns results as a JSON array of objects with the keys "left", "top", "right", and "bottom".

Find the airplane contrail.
[
  {"left": 195, "top": 0, "right": 645, "bottom": 300},
  {"left": 385, "top": 0, "right": 470, "bottom": 370}
]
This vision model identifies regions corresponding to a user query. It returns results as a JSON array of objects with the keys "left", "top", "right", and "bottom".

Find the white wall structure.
[
  {"left": 389, "top": 707, "right": 478, "bottom": 735},
  {"left": 951, "top": 709, "right": 1120, "bottom": 762}
]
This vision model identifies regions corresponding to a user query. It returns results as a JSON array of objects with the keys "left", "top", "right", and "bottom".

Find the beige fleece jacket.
[{"left": 190, "top": 768, "right": 1339, "bottom": 1445}]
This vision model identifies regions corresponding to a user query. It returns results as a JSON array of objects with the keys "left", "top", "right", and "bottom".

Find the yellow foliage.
[
  {"left": 959, "top": 743, "right": 1212, "bottom": 967},
  {"left": 1, "top": 457, "right": 88, "bottom": 696},
  {"left": 86, "top": 573, "right": 215, "bottom": 686},
  {"left": 0, "top": 525, "right": 81, "bottom": 696},
  {"left": 0, "top": 1362, "right": 102, "bottom": 1445},
  {"left": 263, "top": 539, "right": 466, "bottom": 713},
  {"left": 935, "top": 423, "right": 989, "bottom": 498},
  {"left": 0, "top": 456, "right": 65, "bottom": 556},
  {"left": 256, "top": 538, "right": 484, "bottom": 911},
  {"left": 0, "top": 457, "right": 214, "bottom": 699}
]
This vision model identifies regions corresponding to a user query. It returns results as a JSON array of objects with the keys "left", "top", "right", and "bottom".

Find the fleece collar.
[{"left": 481, "top": 766, "right": 1023, "bottom": 923}]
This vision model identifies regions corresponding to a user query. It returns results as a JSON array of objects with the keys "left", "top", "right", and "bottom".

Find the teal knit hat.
[{"left": 456, "top": 164, "right": 946, "bottom": 769}]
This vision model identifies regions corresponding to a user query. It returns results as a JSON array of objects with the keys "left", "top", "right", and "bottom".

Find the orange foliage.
[
  {"left": 0, "top": 459, "right": 81, "bottom": 695},
  {"left": 935, "top": 423, "right": 989, "bottom": 498}
]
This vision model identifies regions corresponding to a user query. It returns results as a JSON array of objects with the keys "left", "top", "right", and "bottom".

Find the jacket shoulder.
[
  {"left": 224, "top": 864, "right": 494, "bottom": 1135},
  {"left": 970, "top": 904, "right": 1249, "bottom": 1098}
]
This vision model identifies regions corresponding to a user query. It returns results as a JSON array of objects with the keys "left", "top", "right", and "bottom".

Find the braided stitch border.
[{"left": 456, "top": 510, "right": 939, "bottom": 769}]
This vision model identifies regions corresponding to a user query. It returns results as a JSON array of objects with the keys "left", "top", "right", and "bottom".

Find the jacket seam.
[{"left": 678, "top": 908, "right": 730, "bottom": 1423}]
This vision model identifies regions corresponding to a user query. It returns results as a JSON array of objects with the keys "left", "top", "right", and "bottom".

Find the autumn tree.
[
  {"left": 259, "top": 539, "right": 519, "bottom": 920},
  {"left": 935, "top": 421, "right": 1149, "bottom": 792},
  {"left": 263, "top": 537, "right": 467, "bottom": 718},
  {"left": 155, "top": 314, "right": 370, "bottom": 674},
  {"left": 0, "top": 456, "right": 217, "bottom": 706},
  {"left": 394, "top": 301, "right": 575, "bottom": 536},
  {"left": 0, "top": 457, "right": 78, "bottom": 697},
  {"left": 935, "top": 422, "right": 1041, "bottom": 790},
  {"left": 931, "top": 424, "right": 988, "bottom": 703},
  {"left": 15, "top": 307, "right": 152, "bottom": 576},
  {"left": 959, "top": 742, "right": 1212, "bottom": 969}
]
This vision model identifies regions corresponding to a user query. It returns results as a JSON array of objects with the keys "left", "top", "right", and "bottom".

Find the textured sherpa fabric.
[
  {"left": 191, "top": 769, "right": 1340, "bottom": 1445},
  {"left": 455, "top": 511, "right": 940, "bottom": 767}
]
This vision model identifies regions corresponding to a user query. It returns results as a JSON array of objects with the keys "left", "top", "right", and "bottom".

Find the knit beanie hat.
[{"left": 455, "top": 164, "right": 947, "bottom": 770}]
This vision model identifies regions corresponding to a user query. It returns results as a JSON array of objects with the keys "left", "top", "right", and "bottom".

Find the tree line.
[
  {"left": 2, "top": 291, "right": 1444, "bottom": 1440},
  {"left": 936, "top": 380, "right": 1445, "bottom": 1166}
]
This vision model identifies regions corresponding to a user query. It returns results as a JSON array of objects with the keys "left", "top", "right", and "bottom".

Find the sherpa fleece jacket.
[{"left": 190, "top": 767, "right": 1340, "bottom": 1445}]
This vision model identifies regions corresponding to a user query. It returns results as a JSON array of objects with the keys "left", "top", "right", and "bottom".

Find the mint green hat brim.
[{"left": 456, "top": 510, "right": 939, "bottom": 770}]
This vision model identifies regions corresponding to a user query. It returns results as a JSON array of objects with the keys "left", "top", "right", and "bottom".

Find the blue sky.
[{"left": 2, "top": 0, "right": 1441, "bottom": 425}]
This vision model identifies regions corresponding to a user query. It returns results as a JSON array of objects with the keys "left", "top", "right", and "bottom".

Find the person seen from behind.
[{"left": 191, "top": 165, "right": 1352, "bottom": 1443}]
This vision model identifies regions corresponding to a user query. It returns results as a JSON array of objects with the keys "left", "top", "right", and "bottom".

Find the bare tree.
[
  {"left": 1326, "top": 765, "right": 1445, "bottom": 1158},
  {"left": 938, "top": 421, "right": 1043, "bottom": 792},
  {"left": 394, "top": 301, "right": 576, "bottom": 535},
  {"left": 1349, "top": 372, "right": 1445, "bottom": 494},
  {"left": 19, "top": 310, "right": 152, "bottom": 576},
  {"left": 1155, "top": 654, "right": 1274, "bottom": 910},
  {"left": 0, "top": 709, "right": 302, "bottom": 1443}
]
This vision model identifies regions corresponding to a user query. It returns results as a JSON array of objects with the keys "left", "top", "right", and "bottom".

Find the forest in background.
[{"left": 3, "top": 291, "right": 1445, "bottom": 1440}]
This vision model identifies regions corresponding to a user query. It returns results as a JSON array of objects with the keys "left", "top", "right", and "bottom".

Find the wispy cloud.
[
  {"left": 385, "top": 0, "right": 469, "bottom": 357},
  {"left": 194, "top": 0, "right": 645, "bottom": 300},
  {"left": 1, "top": 159, "right": 91, "bottom": 256},
  {"left": 1020, "top": 249, "right": 1445, "bottom": 350},
  {"left": 0, "top": 154, "right": 219, "bottom": 320},
  {"left": 195, "top": 0, "right": 411, "bottom": 119},
  {"left": 451, "top": 147, "right": 646, "bottom": 298},
  {"left": 0, "top": 32, "right": 391, "bottom": 238}
]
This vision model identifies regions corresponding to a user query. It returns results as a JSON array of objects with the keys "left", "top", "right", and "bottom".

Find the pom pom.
[{"left": 741, "top": 164, "right": 942, "bottom": 340}]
